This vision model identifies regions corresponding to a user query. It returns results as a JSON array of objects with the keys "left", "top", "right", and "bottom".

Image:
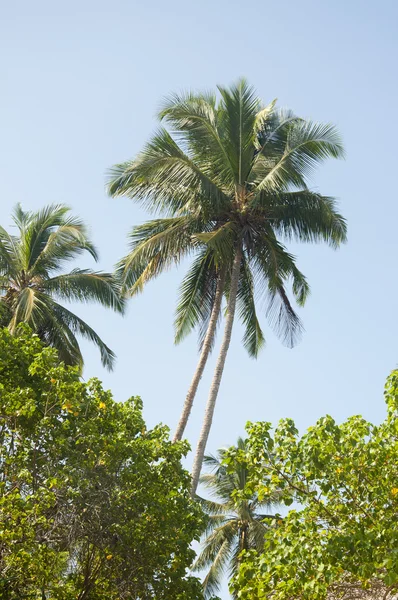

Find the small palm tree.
[
  {"left": 193, "top": 438, "right": 280, "bottom": 599},
  {"left": 108, "top": 79, "right": 346, "bottom": 493},
  {"left": 0, "top": 204, "right": 124, "bottom": 369}
]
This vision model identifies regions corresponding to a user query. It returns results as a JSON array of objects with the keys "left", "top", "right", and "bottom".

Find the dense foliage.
[
  {"left": 225, "top": 371, "right": 398, "bottom": 599},
  {"left": 0, "top": 81, "right": 354, "bottom": 598},
  {"left": 0, "top": 327, "right": 203, "bottom": 599}
]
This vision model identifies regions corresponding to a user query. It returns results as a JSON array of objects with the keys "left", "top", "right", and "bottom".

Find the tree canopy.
[
  {"left": 224, "top": 371, "right": 398, "bottom": 599},
  {"left": 0, "top": 326, "right": 203, "bottom": 599},
  {"left": 0, "top": 204, "right": 124, "bottom": 370}
]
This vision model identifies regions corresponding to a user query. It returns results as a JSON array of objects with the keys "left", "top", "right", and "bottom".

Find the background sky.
[{"left": 1, "top": 1, "right": 398, "bottom": 597}]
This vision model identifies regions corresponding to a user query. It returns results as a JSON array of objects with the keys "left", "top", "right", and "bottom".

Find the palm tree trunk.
[
  {"left": 239, "top": 522, "right": 249, "bottom": 553},
  {"left": 173, "top": 268, "right": 226, "bottom": 442},
  {"left": 191, "top": 246, "right": 242, "bottom": 496}
]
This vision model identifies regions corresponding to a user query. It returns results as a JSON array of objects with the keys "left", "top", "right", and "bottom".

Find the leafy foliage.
[
  {"left": 0, "top": 204, "right": 124, "bottom": 370},
  {"left": 225, "top": 371, "right": 398, "bottom": 599},
  {"left": 193, "top": 438, "right": 281, "bottom": 599},
  {"left": 108, "top": 79, "right": 346, "bottom": 357},
  {"left": 0, "top": 327, "right": 203, "bottom": 599}
]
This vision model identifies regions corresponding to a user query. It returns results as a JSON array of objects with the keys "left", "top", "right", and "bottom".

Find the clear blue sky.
[{"left": 1, "top": 1, "right": 397, "bottom": 596}]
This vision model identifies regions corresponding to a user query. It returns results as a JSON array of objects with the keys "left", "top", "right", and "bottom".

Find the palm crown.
[
  {"left": 193, "top": 438, "right": 281, "bottom": 599},
  {"left": 0, "top": 204, "right": 124, "bottom": 369},
  {"left": 109, "top": 79, "right": 346, "bottom": 355}
]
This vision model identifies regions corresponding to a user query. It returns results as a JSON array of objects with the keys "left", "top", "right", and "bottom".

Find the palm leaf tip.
[{"left": 43, "top": 270, "right": 126, "bottom": 314}]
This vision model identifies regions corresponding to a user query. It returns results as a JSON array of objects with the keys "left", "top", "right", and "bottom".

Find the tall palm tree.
[
  {"left": 108, "top": 79, "right": 346, "bottom": 493},
  {"left": 0, "top": 204, "right": 124, "bottom": 369},
  {"left": 193, "top": 438, "right": 281, "bottom": 599}
]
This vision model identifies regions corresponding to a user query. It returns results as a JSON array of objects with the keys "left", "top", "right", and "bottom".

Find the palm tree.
[
  {"left": 192, "top": 438, "right": 281, "bottom": 599},
  {"left": 0, "top": 204, "right": 124, "bottom": 369},
  {"left": 108, "top": 79, "right": 346, "bottom": 493}
]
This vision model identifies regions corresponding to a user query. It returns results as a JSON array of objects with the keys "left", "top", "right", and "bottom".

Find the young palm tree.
[
  {"left": 193, "top": 438, "right": 281, "bottom": 599},
  {"left": 108, "top": 79, "right": 346, "bottom": 493},
  {"left": 0, "top": 204, "right": 124, "bottom": 369}
]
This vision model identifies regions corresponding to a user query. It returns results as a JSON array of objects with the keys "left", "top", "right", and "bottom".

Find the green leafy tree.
[
  {"left": 108, "top": 79, "right": 346, "bottom": 493},
  {"left": 225, "top": 371, "right": 398, "bottom": 599},
  {"left": 0, "top": 326, "right": 203, "bottom": 599},
  {"left": 0, "top": 204, "right": 124, "bottom": 370},
  {"left": 193, "top": 438, "right": 281, "bottom": 599}
]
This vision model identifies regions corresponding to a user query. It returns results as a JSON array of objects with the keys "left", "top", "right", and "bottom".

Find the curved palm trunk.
[
  {"left": 191, "top": 246, "right": 242, "bottom": 496},
  {"left": 173, "top": 268, "right": 226, "bottom": 442}
]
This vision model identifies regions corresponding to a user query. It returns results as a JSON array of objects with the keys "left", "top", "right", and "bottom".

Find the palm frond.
[
  {"left": 192, "top": 521, "right": 237, "bottom": 599},
  {"left": 50, "top": 302, "right": 116, "bottom": 370},
  {"left": 35, "top": 303, "right": 84, "bottom": 370},
  {"left": 237, "top": 253, "right": 265, "bottom": 357},
  {"left": 251, "top": 234, "right": 305, "bottom": 347},
  {"left": 200, "top": 439, "right": 263, "bottom": 503},
  {"left": 247, "top": 518, "right": 269, "bottom": 552},
  {"left": 7, "top": 290, "right": 83, "bottom": 370},
  {"left": 290, "top": 263, "right": 310, "bottom": 307},
  {"left": 174, "top": 248, "right": 217, "bottom": 344},
  {"left": 117, "top": 216, "right": 200, "bottom": 296},
  {"left": 108, "top": 128, "right": 231, "bottom": 216},
  {"left": 12, "top": 204, "right": 69, "bottom": 270},
  {"left": 251, "top": 119, "right": 344, "bottom": 192},
  {"left": 159, "top": 92, "right": 236, "bottom": 191},
  {"left": 253, "top": 107, "right": 301, "bottom": 154},
  {"left": 216, "top": 78, "right": 260, "bottom": 185},
  {"left": 8, "top": 287, "right": 42, "bottom": 333},
  {"left": 193, "top": 520, "right": 237, "bottom": 571},
  {"left": 254, "top": 190, "right": 347, "bottom": 248},
  {"left": 42, "top": 270, "right": 125, "bottom": 313},
  {"left": 202, "top": 452, "right": 224, "bottom": 470},
  {"left": 0, "top": 226, "right": 19, "bottom": 279},
  {"left": 194, "top": 222, "right": 238, "bottom": 265},
  {"left": 31, "top": 220, "right": 98, "bottom": 275},
  {"left": 200, "top": 513, "right": 231, "bottom": 538},
  {"left": 196, "top": 496, "right": 230, "bottom": 517},
  {"left": 253, "top": 98, "right": 277, "bottom": 138},
  {"left": 10, "top": 204, "right": 98, "bottom": 277},
  {"left": 7, "top": 291, "right": 101, "bottom": 370},
  {"left": 266, "top": 284, "right": 303, "bottom": 349},
  {"left": 199, "top": 474, "right": 238, "bottom": 506}
]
